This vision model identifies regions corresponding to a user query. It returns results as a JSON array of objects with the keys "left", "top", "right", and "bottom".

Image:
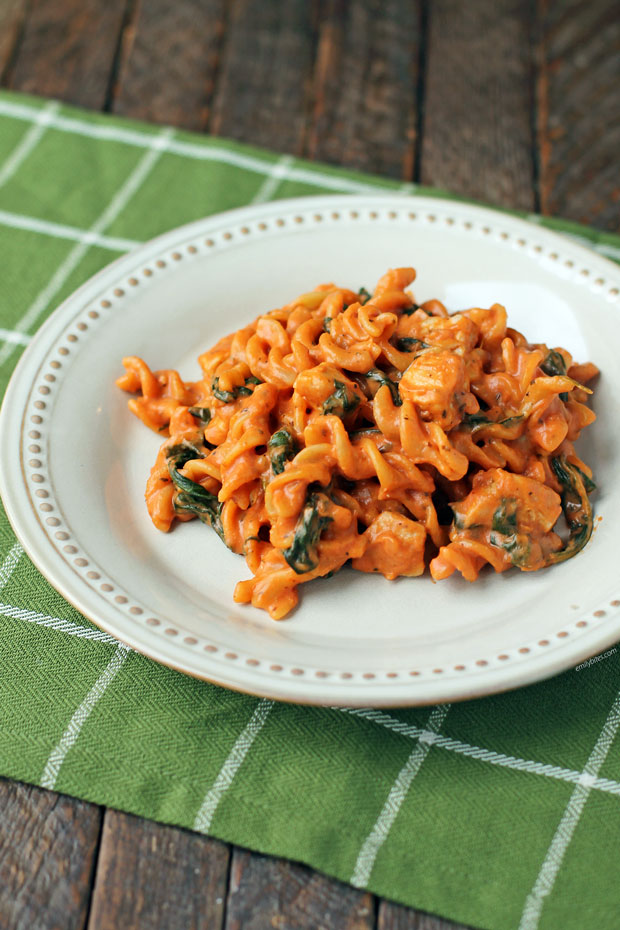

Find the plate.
[{"left": 1, "top": 195, "right": 619, "bottom": 706}]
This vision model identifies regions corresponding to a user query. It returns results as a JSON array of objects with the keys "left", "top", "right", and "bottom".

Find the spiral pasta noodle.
[{"left": 117, "top": 266, "right": 598, "bottom": 619}]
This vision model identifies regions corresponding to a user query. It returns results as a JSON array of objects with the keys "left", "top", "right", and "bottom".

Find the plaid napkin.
[{"left": 1, "top": 89, "right": 619, "bottom": 930}]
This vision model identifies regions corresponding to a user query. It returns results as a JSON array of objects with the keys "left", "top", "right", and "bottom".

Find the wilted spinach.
[
  {"left": 283, "top": 491, "right": 333, "bottom": 574},
  {"left": 268, "top": 428, "right": 298, "bottom": 475},
  {"left": 540, "top": 350, "right": 567, "bottom": 377},
  {"left": 491, "top": 499, "right": 518, "bottom": 535},
  {"left": 489, "top": 498, "right": 531, "bottom": 567},
  {"left": 188, "top": 406, "right": 212, "bottom": 425},
  {"left": 166, "top": 442, "right": 225, "bottom": 544},
  {"left": 548, "top": 456, "right": 595, "bottom": 563},
  {"left": 212, "top": 375, "right": 262, "bottom": 403},
  {"left": 364, "top": 368, "right": 402, "bottom": 406},
  {"left": 395, "top": 336, "right": 429, "bottom": 352},
  {"left": 461, "top": 413, "right": 523, "bottom": 433},
  {"left": 322, "top": 380, "right": 360, "bottom": 418}
]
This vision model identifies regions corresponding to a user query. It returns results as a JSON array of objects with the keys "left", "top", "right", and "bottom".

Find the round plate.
[{"left": 1, "top": 195, "right": 619, "bottom": 706}]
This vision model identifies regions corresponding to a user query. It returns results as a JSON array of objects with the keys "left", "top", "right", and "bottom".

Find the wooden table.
[{"left": 0, "top": 1, "right": 618, "bottom": 927}]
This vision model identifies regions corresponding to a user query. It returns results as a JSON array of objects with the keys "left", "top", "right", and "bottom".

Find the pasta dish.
[{"left": 117, "top": 267, "right": 598, "bottom": 619}]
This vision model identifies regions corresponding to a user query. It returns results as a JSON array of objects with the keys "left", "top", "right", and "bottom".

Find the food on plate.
[{"left": 116, "top": 267, "right": 598, "bottom": 618}]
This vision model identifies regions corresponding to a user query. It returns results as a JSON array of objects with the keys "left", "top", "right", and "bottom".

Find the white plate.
[{"left": 1, "top": 195, "right": 620, "bottom": 706}]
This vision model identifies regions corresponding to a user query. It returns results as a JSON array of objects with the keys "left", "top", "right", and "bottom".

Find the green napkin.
[{"left": 1, "top": 89, "right": 619, "bottom": 930}]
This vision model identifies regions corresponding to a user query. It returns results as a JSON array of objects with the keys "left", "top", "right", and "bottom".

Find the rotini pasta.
[{"left": 117, "top": 266, "right": 598, "bottom": 619}]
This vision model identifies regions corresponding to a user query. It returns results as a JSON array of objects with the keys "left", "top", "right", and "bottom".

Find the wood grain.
[
  {"left": 378, "top": 899, "right": 474, "bottom": 930},
  {"left": 224, "top": 847, "right": 375, "bottom": 930},
  {"left": 0, "top": 778, "right": 101, "bottom": 930},
  {"left": 8, "top": 0, "right": 128, "bottom": 110},
  {"left": 87, "top": 809, "right": 230, "bottom": 930},
  {"left": 421, "top": 0, "right": 535, "bottom": 209},
  {"left": 535, "top": 0, "right": 620, "bottom": 232},
  {"left": 0, "top": 0, "right": 28, "bottom": 82},
  {"left": 112, "top": 0, "right": 227, "bottom": 131},
  {"left": 306, "top": 0, "right": 421, "bottom": 179},
  {"left": 209, "top": 0, "right": 317, "bottom": 154}
]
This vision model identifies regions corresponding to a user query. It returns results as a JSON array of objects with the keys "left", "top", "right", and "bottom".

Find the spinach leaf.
[
  {"left": 211, "top": 377, "right": 236, "bottom": 403},
  {"left": 358, "top": 287, "right": 371, "bottom": 304},
  {"left": 237, "top": 375, "right": 262, "bottom": 397},
  {"left": 548, "top": 456, "right": 595, "bottom": 564},
  {"left": 234, "top": 375, "right": 262, "bottom": 398},
  {"left": 212, "top": 375, "right": 262, "bottom": 403},
  {"left": 322, "top": 380, "right": 360, "bottom": 418},
  {"left": 540, "top": 351, "right": 570, "bottom": 400},
  {"left": 166, "top": 441, "right": 205, "bottom": 467},
  {"left": 268, "top": 428, "right": 298, "bottom": 475},
  {"left": 462, "top": 412, "right": 493, "bottom": 429},
  {"left": 489, "top": 530, "right": 531, "bottom": 568},
  {"left": 488, "top": 498, "right": 532, "bottom": 566},
  {"left": 461, "top": 413, "right": 523, "bottom": 432},
  {"left": 401, "top": 302, "right": 421, "bottom": 317},
  {"left": 323, "top": 316, "right": 332, "bottom": 332},
  {"left": 166, "top": 443, "right": 225, "bottom": 544},
  {"left": 540, "top": 350, "right": 567, "bottom": 377},
  {"left": 188, "top": 406, "right": 212, "bottom": 425},
  {"left": 395, "top": 336, "right": 429, "bottom": 352},
  {"left": 283, "top": 491, "right": 333, "bottom": 574},
  {"left": 364, "top": 368, "right": 402, "bottom": 406},
  {"left": 573, "top": 464, "right": 597, "bottom": 494},
  {"left": 491, "top": 498, "right": 518, "bottom": 535}
]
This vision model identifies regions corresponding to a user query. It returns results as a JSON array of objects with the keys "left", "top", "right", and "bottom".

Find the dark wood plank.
[
  {"left": 224, "top": 847, "right": 374, "bottom": 930},
  {"left": 306, "top": 0, "right": 421, "bottom": 179},
  {"left": 0, "top": 0, "right": 28, "bottom": 82},
  {"left": 0, "top": 778, "right": 102, "bottom": 930},
  {"left": 209, "top": 0, "right": 317, "bottom": 154},
  {"left": 112, "top": 0, "right": 227, "bottom": 131},
  {"left": 421, "top": 0, "right": 535, "bottom": 210},
  {"left": 535, "top": 0, "right": 620, "bottom": 232},
  {"left": 87, "top": 809, "right": 230, "bottom": 930},
  {"left": 378, "top": 899, "right": 474, "bottom": 930},
  {"left": 8, "top": 0, "right": 128, "bottom": 109}
]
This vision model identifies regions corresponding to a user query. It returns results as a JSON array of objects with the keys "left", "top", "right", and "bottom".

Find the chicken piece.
[
  {"left": 352, "top": 512, "right": 426, "bottom": 579},
  {"left": 430, "top": 467, "right": 563, "bottom": 580},
  {"left": 399, "top": 348, "right": 478, "bottom": 430},
  {"left": 417, "top": 313, "right": 479, "bottom": 355}
]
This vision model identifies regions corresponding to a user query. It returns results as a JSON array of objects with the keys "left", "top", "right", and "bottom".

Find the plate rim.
[{"left": 1, "top": 192, "right": 620, "bottom": 706}]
